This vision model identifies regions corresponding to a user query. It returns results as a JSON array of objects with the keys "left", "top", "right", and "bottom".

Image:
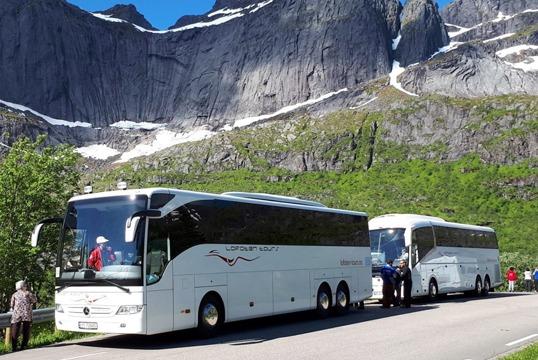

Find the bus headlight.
[
  {"left": 55, "top": 304, "right": 64, "bottom": 313},
  {"left": 116, "top": 305, "right": 144, "bottom": 315}
]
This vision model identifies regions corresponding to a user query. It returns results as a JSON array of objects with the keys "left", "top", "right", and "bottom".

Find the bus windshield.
[
  {"left": 57, "top": 195, "right": 147, "bottom": 286},
  {"left": 370, "top": 228, "right": 407, "bottom": 266}
]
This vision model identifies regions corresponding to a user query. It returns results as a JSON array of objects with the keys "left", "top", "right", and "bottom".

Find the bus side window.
[
  {"left": 147, "top": 218, "right": 169, "bottom": 285},
  {"left": 413, "top": 227, "right": 435, "bottom": 263}
]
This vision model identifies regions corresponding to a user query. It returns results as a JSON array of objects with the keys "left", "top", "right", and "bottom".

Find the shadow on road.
[
  {"left": 44, "top": 292, "right": 531, "bottom": 352},
  {"left": 58, "top": 303, "right": 437, "bottom": 351},
  {"left": 414, "top": 291, "right": 530, "bottom": 305}
]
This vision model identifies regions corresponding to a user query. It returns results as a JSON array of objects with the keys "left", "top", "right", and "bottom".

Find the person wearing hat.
[
  {"left": 88, "top": 236, "right": 115, "bottom": 271},
  {"left": 10, "top": 280, "right": 37, "bottom": 352}
]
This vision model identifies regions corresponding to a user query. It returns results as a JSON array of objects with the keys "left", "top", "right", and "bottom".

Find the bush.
[{"left": 499, "top": 253, "right": 538, "bottom": 292}]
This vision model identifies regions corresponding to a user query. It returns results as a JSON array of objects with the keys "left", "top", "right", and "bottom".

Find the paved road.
[{"left": 4, "top": 292, "right": 538, "bottom": 360}]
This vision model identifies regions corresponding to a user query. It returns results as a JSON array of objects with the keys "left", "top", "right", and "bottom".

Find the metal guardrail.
[{"left": 0, "top": 308, "right": 54, "bottom": 328}]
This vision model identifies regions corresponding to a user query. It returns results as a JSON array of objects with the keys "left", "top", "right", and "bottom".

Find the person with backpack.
[
  {"left": 506, "top": 267, "right": 518, "bottom": 292},
  {"left": 381, "top": 259, "right": 396, "bottom": 308}
]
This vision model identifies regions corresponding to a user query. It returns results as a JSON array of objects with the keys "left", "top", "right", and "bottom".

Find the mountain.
[
  {"left": 0, "top": 0, "right": 536, "bottom": 166},
  {"left": 0, "top": 0, "right": 401, "bottom": 129},
  {"left": 441, "top": 0, "right": 538, "bottom": 27},
  {"left": 396, "top": 0, "right": 449, "bottom": 66},
  {"left": 98, "top": 4, "right": 157, "bottom": 30}
]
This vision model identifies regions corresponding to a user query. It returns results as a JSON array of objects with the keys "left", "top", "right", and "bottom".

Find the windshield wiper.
[{"left": 92, "top": 278, "right": 131, "bottom": 293}]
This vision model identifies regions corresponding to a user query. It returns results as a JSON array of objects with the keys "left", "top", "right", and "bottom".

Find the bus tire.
[
  {"left": 482, "top": 276, "right": 490, "bottom": 297},
  {"left": 316, "top": 283, "right": 332, "bottom": 318},
  {"left": 197, "top": 293, "right": 224, "bottom": 338},
  {"left": 428, "top": 279, "right": 438, "bottom": 301},
  {"left": 474, "top": 276, "right": 482, "bottom": 297},
  {"left": 335, "top": 282, "right": 350, "bottom": 315}
]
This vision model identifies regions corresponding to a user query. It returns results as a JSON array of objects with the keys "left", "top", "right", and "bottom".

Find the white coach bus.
[
  {"left": 369, "top": 214, "right": 502, "bottom": 300},
  {"left": 32, "top": 188, "right": 371, "bottom": 336}
]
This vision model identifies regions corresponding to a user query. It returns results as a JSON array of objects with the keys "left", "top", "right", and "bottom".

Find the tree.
[{"left": 0, "top": 136, "right": 80, "bottom": 311}]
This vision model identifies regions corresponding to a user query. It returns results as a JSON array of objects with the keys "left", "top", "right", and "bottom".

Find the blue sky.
[{"left": 69, "top": 0, "right": 453, "bottom": 30}]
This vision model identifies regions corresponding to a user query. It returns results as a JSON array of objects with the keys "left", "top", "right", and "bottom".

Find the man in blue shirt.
[{"left": 381, "top": 259, "right": 396, "bottom": 308}]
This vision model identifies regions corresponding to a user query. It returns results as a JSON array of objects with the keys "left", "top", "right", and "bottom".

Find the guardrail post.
[{"left": 4, "top": 326, "right": 10, "bottom": 348}]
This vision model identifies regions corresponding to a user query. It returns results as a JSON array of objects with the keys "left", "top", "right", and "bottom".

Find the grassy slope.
[{"left": 88, "top": 94, "right": 537, "bottom": 256}]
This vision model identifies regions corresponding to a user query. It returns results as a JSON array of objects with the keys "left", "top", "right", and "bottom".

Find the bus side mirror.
[
  {"left": 31, "top": 218, "right": 63, "bottom": 247},
  {"left": 31, "top": 223, "right": 45, "bottom": 247},
  {"left": 125, "top": 210, "right": 161, "bottom": 243}
]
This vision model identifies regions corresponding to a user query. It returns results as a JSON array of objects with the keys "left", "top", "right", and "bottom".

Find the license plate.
[
  {"left": 78, "top": 322, "right": 98, "bottom": 330},
  {"left": 373, "top": 291, "right": 382, "bottom": 296}
]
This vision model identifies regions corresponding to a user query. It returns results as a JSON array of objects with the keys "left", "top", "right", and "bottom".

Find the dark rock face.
[
  {"left": 0, "top": 0, "right": 398, "bottom": 130},
  {"left": 100, "top": 4, "right": 157, "bottom": 30},
  {"left": 396, "top": 0, "right": 450, "bottom": 66},
  {"left": 441, "top": 0, "right": 538, "bottom": 27}
]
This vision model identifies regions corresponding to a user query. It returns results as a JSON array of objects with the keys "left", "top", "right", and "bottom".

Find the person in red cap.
[{"left": 88, "top": 236, "right": 115, "bottom": 271}]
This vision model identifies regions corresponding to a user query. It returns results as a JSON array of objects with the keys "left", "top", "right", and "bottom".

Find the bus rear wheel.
[
  {"left": 482, "top": 277, "right": 490, "bottom": 296},
  {"left": 474, "top": 277, "right": 482, "bottom": 297},
  {"left": 335, "top": 282, "right": 350, "bottom": 315},
  {"left": 428, "top": 279, "right": 438, "bottom": 301},
  {"left": 198, "top": 293, "right": 224, "bottom": 338},
  {"left": 316, "top": 284, "right": 332, "bottom": 318}
]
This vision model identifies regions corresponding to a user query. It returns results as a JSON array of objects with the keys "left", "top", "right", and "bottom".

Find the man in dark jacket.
[
  {"left": 381, "top": 259, "right": 396, "bottom": 308},
  {"left": 399, "top": 260, "right": 413, "bottom": 308}
]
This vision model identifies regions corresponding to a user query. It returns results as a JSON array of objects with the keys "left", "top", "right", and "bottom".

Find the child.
[{"left": 506, "top": 267, "right": 518, "bottom": 292}]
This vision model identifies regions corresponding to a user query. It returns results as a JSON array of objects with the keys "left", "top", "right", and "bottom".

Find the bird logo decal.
[{"left": 205, "top": 250, "right": 260, "bottom": 266}]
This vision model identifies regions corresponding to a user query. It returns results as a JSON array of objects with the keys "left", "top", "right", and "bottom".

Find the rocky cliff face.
[
  {"left": 99, "top": 4, "right": 157, "bottom": 30},
  {"left": 396, "top": 0, "right": 449, "bottom": 66},
  {"left": 0, "top": 0, "right": 400, "bottom": 129},
  {"left": 441, "top": 0, "right": 538, "bottom": 27}
]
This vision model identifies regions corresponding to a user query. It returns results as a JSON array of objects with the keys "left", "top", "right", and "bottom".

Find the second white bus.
[{"left": 369, "top": 214, "right": 502, "bottom": 300}]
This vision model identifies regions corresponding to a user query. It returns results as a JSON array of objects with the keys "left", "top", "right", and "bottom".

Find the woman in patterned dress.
[{"left": 10, "top": 280, "right": 37, "bottom": 352}]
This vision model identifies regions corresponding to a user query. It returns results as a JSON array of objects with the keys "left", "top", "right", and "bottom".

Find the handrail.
[{"left": 0, "top": 308, "right": 54, "bottom": 329}]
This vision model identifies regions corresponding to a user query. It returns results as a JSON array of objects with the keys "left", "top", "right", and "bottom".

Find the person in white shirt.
[{"left": 524, "top": 268, "right": 533, "bottom": 292}]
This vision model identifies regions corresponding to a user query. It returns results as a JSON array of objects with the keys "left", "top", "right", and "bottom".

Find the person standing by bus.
[
  {"left": 400, "top": 260, "right": 413, "bottom": 308},
  {"left": 533, "top": 267, "right": 538, "bottom": 292},
  {"left": 10, "top": 280, "right": 37, "bottom": 352},
  {"left": 524, "top": 268, "right": 533, "bottom": 292},
  {"left": 506, "top": 267, "right": 518, "bottom": 292},
  {"left": 381, "top": 259, "right": 396, "bottom": 308}
]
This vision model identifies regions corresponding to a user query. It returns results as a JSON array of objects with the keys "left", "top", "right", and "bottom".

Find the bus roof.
[
  {"left": 369, "top": 214, "right": 495, "bottom": 232},
  {"left": 69, "top": 188, "right": 367, "bottom": 217}
]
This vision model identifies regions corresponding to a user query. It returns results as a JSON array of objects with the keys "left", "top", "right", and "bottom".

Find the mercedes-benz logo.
[{"left": 83, "top": 307, "right": 90, "bottom": 316}]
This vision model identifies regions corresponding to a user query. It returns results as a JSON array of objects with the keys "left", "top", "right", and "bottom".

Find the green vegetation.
[
  {"left": 0, "top": 321, "right": 91, "bottom": 354},
  {"left": 502, "top": 342, "right": 538, "bottom": 360},
  {"left": 0, "top": 136, "right": 80, "bottom": 312},
  {"left": 93, "top": 155, "right": 537, "bottom": 256}
]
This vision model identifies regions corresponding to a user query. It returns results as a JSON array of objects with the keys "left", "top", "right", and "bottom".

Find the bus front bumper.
[{"left": 55, "top": 310, "right": 146, "bottom": 335}]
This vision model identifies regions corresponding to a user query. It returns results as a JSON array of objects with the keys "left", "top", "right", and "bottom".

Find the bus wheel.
[
  {"left": 482, "top": 277, "right": 490, "bottom": 296},
  {"left": 474, "top": 276, "right": 482, "bottom": 297},
  {"left": 428, "top": 279, "right": 438, "bottom": 301},
  {"left": 316, "top": 284, "right": 332, "bottom": 318},
  {"left": 198, "top": 293, "right": 224, "bottom": 338},
  {"left": 335, "top": 282, "right": 350, "bottom": 315}
]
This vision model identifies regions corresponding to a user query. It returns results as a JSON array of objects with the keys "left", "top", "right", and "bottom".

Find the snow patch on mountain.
[
  {"left": 76, "top": 144, "right": 120, "bottom": 160},
  {"left": 92, "top": 0, "right": 274, "bottom": 34},
  {"left": 116, "top": 128, "right": 215, "bottom": 163},
  {"left": 392, "top": 32, "right": 402, "bottom": 50},
  {"left": 110, "top": 121, "right": 165, "bottom": 130},
  {"left": 496, "top": 44, "right": 538, "bottom": 58},
  {"left": 349, "top": 97, "right": 378, "bottom": 110},
  {"left": 447, "top": 9, "right": 538, "bottom": 39},
  {"left": 232, "top": 88, "right": 349, "bottom": 128},
  {"left": 0, "top": 99, "right": 92, "bottom": 128},
  {"left": 389, "top": 61, "right": 418, "bottom": 97},
  {"left": 483, "top": 33, "right": 515, "bottom": 43}
]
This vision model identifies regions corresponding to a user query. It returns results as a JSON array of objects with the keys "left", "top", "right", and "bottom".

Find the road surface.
[{"left": 4, "top": 292, "right": 538, "bottom": 360}]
